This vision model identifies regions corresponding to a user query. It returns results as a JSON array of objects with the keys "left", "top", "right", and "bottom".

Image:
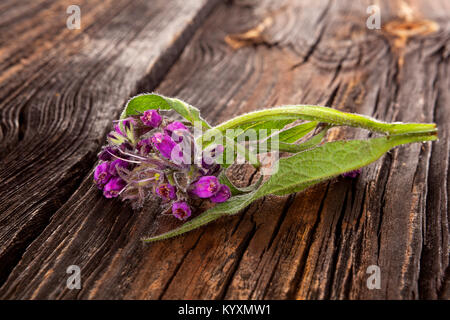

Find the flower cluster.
[{"left": 93, "top": 109, "right": 230, "bottom": 220}]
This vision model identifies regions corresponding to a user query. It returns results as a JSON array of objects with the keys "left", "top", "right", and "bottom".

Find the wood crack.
[
  {"left": 286, "top": 183, "right": 331, "bottom": 299},
  {"left": 0, "top": 0, "right": 222, "bottom": 293},
  {"left": 158, "top": 229, "right": 206, "bottom": 300}
]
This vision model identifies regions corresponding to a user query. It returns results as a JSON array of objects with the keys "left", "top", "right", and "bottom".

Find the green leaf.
[
  {"left": 219, "top": 170, "right": 263, "bottom": 196},
  {"left": 258, "top": 123, "right": 328, "bottom": 153},
  {"left": 276, "top": 128, "right": 328, "bottom": 153},
  {"left": 121, "top": 93, "right": 171, "bottom": 117},
  {"left": 143, "top": 131, "right": 436, "bottom": 242},
  {"left": 255, "top": 132, "right": 437, "bottom": 197},
  {"left": 165, "top": 97, "right": 211, "bottom": 130},
  {"left": 275, "top": 121, "right": 318, "bottom": 143},
  {"left": 121, "top": 93, "right": 211, "bottom": 129}
]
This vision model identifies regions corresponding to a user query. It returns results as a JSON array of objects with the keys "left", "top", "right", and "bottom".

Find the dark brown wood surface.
[{"left": 0, "top": 0, "right": 448, "bottom": 299}]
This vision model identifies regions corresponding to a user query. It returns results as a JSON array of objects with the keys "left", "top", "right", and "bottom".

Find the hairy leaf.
[
  {"left": 219, "top": 170, "right": 263, "bottom": 196},
  {"left": 256, "top": 132, "right": 436, "bottom": 197},
  {"left": 143, "top": 131, "right": 436, "bottom": 242},
  {"left": 121, "top": 93, "right": 211, "bottom": 129},
  {"left": 275, "top": 121, "right": 318, "bottom": 143},
  {"left": 259, "top": 124, "right": 329, "bottom": 153}
]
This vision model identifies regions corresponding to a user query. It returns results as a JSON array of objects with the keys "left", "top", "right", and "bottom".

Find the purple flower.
[
  {"left": 140, "top": 110, "right": 162, "bottom": 128},
  {"left": 210, "top": 184, "right": 231, "bottom": 203},
  {"left": 165, "top": 121, "right": 188, "bottom": 142},
  {"left": 191, "top": 176, "right": 220, "bottom": 198},
  {"left": 155, "top": 183, "right": 177, "bottom": 201},
  {"left": 96, "top": 107, "right": 229, "bottom": 219},
  {"left": 108, "top": 159, "right": 129, "bottom": 175},
  {"left": 172, "top": 201, "right": 191, "bottom": 220},
  {"left": 343, "top": 169, "right": 361, "bottom": 178},
  {"left": 136, "top": 138, "right": 152, "bottom": 154},
  {"left": 151, "top": 132, "right": 177, "bottom": 159},
  {"left": 165, "top": 121, "right": 187, "bottom": 134},
  {"left": 103, "top": 177, "right": 126, "bottom": 198},
  {"left": 98, "top": 147, "right": 118, "bottom": 161},
  {"left": 94, "top": 162, "right": 111, "bottom": 187},
  {"left": 114, "top": 124, "right": 123, "bottom": 135}
]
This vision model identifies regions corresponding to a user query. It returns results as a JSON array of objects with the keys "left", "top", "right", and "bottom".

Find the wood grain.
[
  {"left": 0, "top": 0, "right": 448, "bottom": 299},
  {"left": 0, "top": 0, "right": 219, "bottom": 293}
]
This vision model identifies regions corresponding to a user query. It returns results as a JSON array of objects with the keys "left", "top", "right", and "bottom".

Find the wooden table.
[{"left": 0, "top": 0, "right": 448, "bottom": 299}]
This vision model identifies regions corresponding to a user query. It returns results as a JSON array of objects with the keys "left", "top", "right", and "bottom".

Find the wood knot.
[
  {"left": 384, "top": 19, "right": 439, "bottom": 67},
  {"left": 224, "top": 17, "right": 274, "bottom": 50},
  {"left": 384, "top": 20, "right": 439, "bottom": 40}
]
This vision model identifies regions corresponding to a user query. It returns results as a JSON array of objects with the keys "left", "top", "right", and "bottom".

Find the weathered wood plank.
[
  {"left": 0, "top": 0, "right": 448, "bottom": 299},
  {"left": 0, "top": 0, "right": 219, "bottom": 289}
]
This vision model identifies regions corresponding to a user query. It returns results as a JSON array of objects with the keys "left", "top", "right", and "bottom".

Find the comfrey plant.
[
  {"left": 95, "top": 109, "right": 230, "bottom": 221},
  {"left": 94, "top": 93, "right": 438, "bottom": 242}
]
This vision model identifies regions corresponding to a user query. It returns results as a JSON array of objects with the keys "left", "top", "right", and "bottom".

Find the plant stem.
[{"left": 200, "top": 105, "right": 437, "bottom": 143}]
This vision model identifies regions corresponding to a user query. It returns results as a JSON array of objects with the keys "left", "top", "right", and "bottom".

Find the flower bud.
[
  {"left": 151, "top": 132, "right": 177, "bottom": 159},
  {"left": 210, "top": 184, "right": 231, "bottom": 203},
  {"left": 114, "top": 124, "right": 123, "bottom": 135},
  {"left": 172, "top": 201, "right": 191, "bottom": 220},
  {"left": 103, "top": 177, "right": 126, "bottom": 198},
  {"left": 94, "top": 162, "right": 111, "bottom": 187},
  {"left": 155, "top": 183, "right": 177, "bottom": 201},
  {"left": 140, "top": 110, "right": 162, "bottom": 128},
  {"left": 165, "top": 121, "right": 188, "bottom": 142},
  {"left": 191, "top": 176, "right": 220, "bottom": 198}
]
